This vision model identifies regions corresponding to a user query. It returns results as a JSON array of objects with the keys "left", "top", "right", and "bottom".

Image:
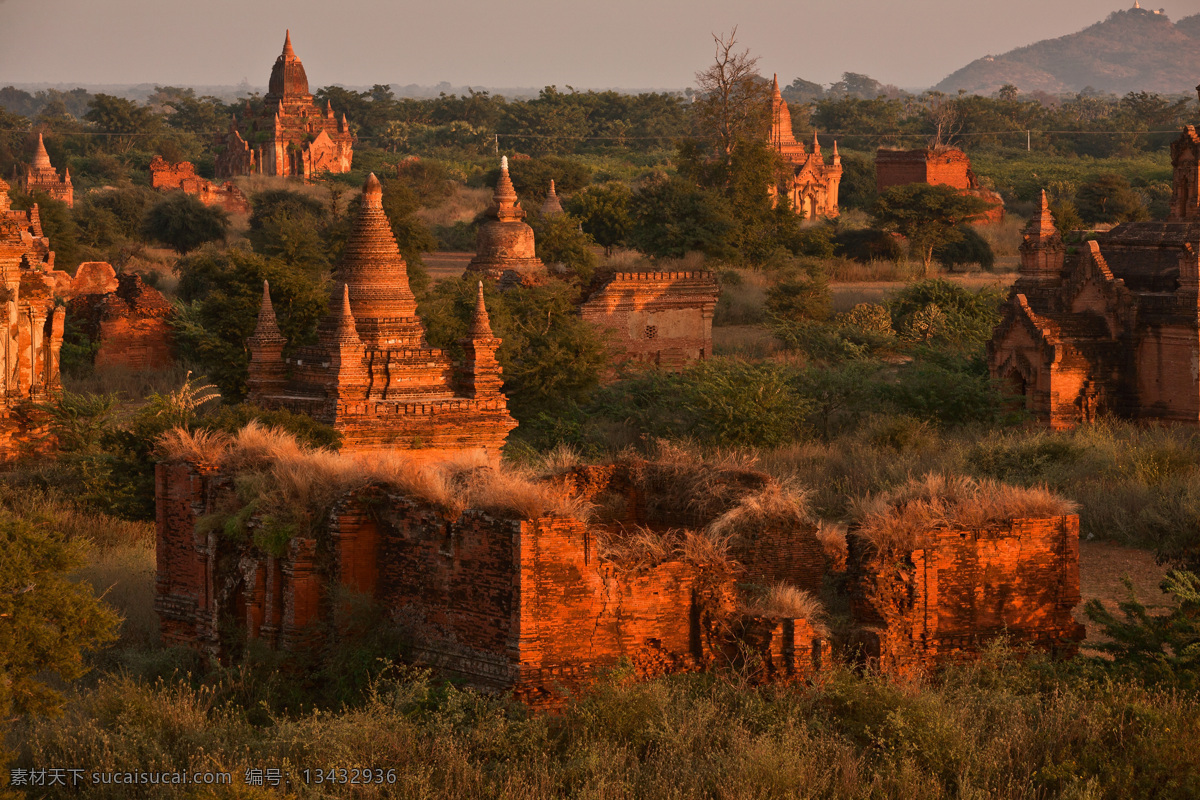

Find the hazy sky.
[{"left": 2, "top": 0, "right": 1199, "bottom": 91}]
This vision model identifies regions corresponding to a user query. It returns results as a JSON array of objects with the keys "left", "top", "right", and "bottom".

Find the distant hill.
[{"left": 935, "top": 7, "right": 1200, "bottom": 96}]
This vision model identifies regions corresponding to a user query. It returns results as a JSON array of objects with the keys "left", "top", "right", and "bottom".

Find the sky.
[{"left": 2, "top": 0, "right": 1199, "bottom": 92}]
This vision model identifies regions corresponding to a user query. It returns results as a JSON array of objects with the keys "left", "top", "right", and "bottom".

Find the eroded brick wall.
[{"left": 848, "top": 515, "right": 1085, "bottom": 677}]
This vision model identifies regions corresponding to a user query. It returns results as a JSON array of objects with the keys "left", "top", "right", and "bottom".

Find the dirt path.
[{"left": 1076, "top": 540, "right": 1172, "bottom": 647}]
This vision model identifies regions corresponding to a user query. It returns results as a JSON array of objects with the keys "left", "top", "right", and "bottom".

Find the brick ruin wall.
[
  {"left": 579, "top": 272, "right": 718, "bottom": 372},
  {"left": 150, "top": 157, "right": 250, "bottom": 215},
  {"left": 876, "top": 149, "right": 1004, "bottom": 223},
  {"left": 155, "top": 460, "right": 830, "bottom": 702},
  {"left": 847, "top": 516, "right": 1085, "bottom": 677},
  {"left": 66, "top": 267, "right": 175, "bottom": 372}
]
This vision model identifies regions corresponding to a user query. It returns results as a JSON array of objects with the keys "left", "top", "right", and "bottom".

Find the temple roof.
[
  {"left": 267, "top": 29, "right": 311, "bottom": 102},
  {"left": 540, "top": 180, "right": 564, "bottom": 216},
  {"left": 468, "top": 281, "right": 494, "bottom": 338}
]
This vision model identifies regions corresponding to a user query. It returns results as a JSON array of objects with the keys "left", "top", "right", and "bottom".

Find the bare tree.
[
  {"left": 694, "top": 27, "right": 769, "bottom": 158},
  {"left": 925, "top": 91, "right": 964, "bottom": 150}
]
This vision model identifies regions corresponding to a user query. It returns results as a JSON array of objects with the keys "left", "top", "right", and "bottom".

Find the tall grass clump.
[{"left": 851, "top": 473, "right": 1076, "bottom": 552}]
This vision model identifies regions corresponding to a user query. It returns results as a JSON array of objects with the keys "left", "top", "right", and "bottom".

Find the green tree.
[
  {"left": 142, "top": 193, "right": 228, "bottom": 254},
  {"left": 567, "top": 182, "right": 632, "bottom": 255},
  {"left": 247, "top": 189, "right": 332, "bottom": 276},
  {"left": 0, "top": 512, "right": 120, "bottom": 720},
  {"left": 419, "top": 278, "right": 608, "bottom": 417},
  {"left": 84, "top": 93, "right": 158, "bottom": 153},
  {"left": 530, "top": 212, "right": 599, "bottom": 284},
  {"left": 933, "top": 225, "right": 995, "bottom": 271},
  {"left": 1077, "top": 173, "right": 1148, "bottom": 225},
  {"left": 874, "top": 184, "right": 991, "bottom": 271},
  {"left": 1084, "top": 571, "right": 1200, "bottom": 685},
  {"left": 628, "top": 175, "right": 736, "bottom": 259},
  {"left": 766, "top": 269, "right": 832, "bottom": 322},
  {"left": 173, "top": 248, "right": 329, "bottom": 399}
]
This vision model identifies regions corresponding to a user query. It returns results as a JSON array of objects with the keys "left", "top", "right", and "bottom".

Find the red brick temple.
[
  {"left": 215, "top": 31, "right": 354, "bottom": 179},
  {"left": 768, "top": 75, "right": 841, "bottom": 219},
  {"left": 247, "top": 173, "right": 516, "bottom": 463},
  {"left": 989, "top": 100, "right": 1200, "bottom": 428},
  {"left": 16, "top": 133, "right": 73, "bottom": 208},
  {"left": 466, "top": 157, "right": 545, "bottom": 283}
]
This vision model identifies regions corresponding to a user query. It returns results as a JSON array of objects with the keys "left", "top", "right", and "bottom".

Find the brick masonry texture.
[
  {"left": 247, "top": 173, "right": 516, "bottom": 464},
  {"left": 214, "top": 31, "right": 354, "bottom": 180},
  {"left": 66, "top": 265, "right": 175, "bottom": 372},
  {"left": 579, "top": 271, "right": 719, "bottom": 370},
  {"left": 466, "top": 157, "right": 546, "bottom": 284},
  {"left": 876, "top": 147, "right": 1005, "bottom": 223},
  {"left": 155, "top": 457, "right": 837, "bottom": 703},
  {"left": 150, "top": 156, "right": 249, "bottom": 214},
  {"left": 847, "top": 516, "right": 1084, "bottom": 677},
  {"left": 990, "top": 117, "right": 1200, "bottom": 428}
]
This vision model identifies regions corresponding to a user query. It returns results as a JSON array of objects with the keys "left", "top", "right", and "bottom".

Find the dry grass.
[
  {"left": 741, "top": 584, "right": 827, "bottom": 631},
  {"left": 816, "top": 520, "right": 849, "bottom": 567},
  {"left": 601, "top": 249, "right": 708, "bottom": 274},
  {"left": 975, "top": 216, "right": 1026, "bottom": 258},
  {"left": 63, "top": 363, "right": 194, "bottom": 403},
  {"left": 159, "top": 423, "right": 592, "bottom": 543},
  {"left": 851, "top": 473, "right": 1076, "bottom": 552},
  {"left": 414, "top": 184, "right": 491, "bottom": 227},
  {"left": 825, "top": 258, "right": 925, "bottom": 283},
  {"left": 596, "top": 525, "right": 732, "bottom": 570},
  {"left": 76, "top": 541, "right": 159, "bottom": 648},
  {"left": 707, "top": 483, "right": 812, "bottom": 541}
]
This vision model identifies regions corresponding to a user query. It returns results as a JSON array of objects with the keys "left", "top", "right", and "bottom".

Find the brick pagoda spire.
[
  {"left": 1018, "top": 190, "right": 1064, "bottom": 286},
  {"left": 246, "top": 280, "right": 288, "bottom": 397},
  {"left": 540, "top": 179, "right": 564, "bottom": 216},
  {"left": 466, "top": 157, "right": 545, "bottom": 283},
  {"left": 336, "top": 172, "right": 424, "bottom": 348},
  {"left": 247, "top": 174, "right": 517, "bottom": 463},
  {"left": 18, "top": 133, "right": 73, "bottom": 208}
]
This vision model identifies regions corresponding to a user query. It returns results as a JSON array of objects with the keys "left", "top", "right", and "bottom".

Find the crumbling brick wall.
[
  {"left": 155, "top": 458, "right": 832, "bottom": 703},
  {"left": 847, "top": 515, "right": 1085, "bottom": 677},
  {"left": 67, "top": 270, "right": 175, "bottom": 371}
]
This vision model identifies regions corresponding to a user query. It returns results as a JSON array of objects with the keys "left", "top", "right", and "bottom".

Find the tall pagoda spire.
[
  {"left": 334, "top": 173, "right": 422, "bottom": 348},
  {"left": 469, "top": 281, "right": 494, "bottom": 338},
  {"left": 267, "top": 28, "right": 311, "bottom": 101},
  {"left": 487, "top": 156, "right": 525, "bottom": 221},
  {"left": 539, "top": 179, "right": 564, "bottom": 216},
  {"left": 1019, "top": 189, "right": 1064, "bottom": 284},
  {"left": 245, "top": 280, "right": 289, "bottom": 400},
  {"left": 32, "top": 133, "right": 52, "bottom": 169}
]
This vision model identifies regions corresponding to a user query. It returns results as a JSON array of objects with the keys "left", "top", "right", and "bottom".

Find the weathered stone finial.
[
  {"left": 363, "top": 172, "right": 383, "bottom": 208},
  {"left": 32, "top": 133, "right": 51, "bottom": 169},
  {"left": 811, "top": 130, "right": 821, "bottom": 154},
  {"left": 283, "top": 29, "right": 295, "bottom": 58},
  {"left": 501, "top": 155, "right": 509, "bottom": 172},
  {"left": 469, "top": 281, "right": 494, "bottom": 338}
]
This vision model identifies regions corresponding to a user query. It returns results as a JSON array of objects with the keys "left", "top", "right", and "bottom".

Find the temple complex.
[
  {"left": 16, "top": 134, "right": 73, "bottom": 208},
  {"left": 466, "top": 157, "right": 545, "bottom": 283},
  {"left": 246, "top": 173, "right": 516, "bottom": 463},
  {"left": 150, "top": 156, "right": 249, "bottom": 214},
  {"left": 988, "top": 105, "right": 1200, "bottom": 428},
  {"left": 876, "top": 146, "right": 1004, "bottom": 223},
  {"left": 768, "top": 75, "right": 841, "bottom": 219},
  {"left": 580, "top": 271, "right": 719, "bottom": 370},
  {"left": 215, "top": 31, "right": 354, "bottom": 179}
]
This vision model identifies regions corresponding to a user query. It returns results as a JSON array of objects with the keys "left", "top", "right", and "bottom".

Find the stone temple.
[
  {"left": 989, "top": 94, "right": 1200, "bottom": 427},
  {"left": 876, "top": 146, "right": 1004, "bottom": 223},
  {"left": 466, "top": 157, "right": 545, "bottom": 284},
  {"left": 215, "top": 31, "right": 354, "bottom": 179},
  {"left": 768, "top": 75, "right": 841, "bottom": 219},
  {"left": 247, "top": 173, "right": 516, "bottom": 463},
  {"left": 16, "top": 133, "right": 73, "bottom": 208}
]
